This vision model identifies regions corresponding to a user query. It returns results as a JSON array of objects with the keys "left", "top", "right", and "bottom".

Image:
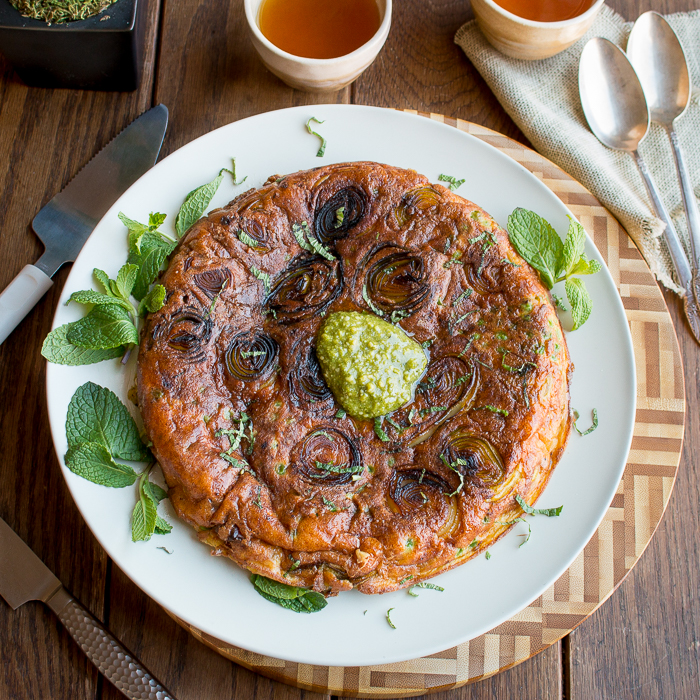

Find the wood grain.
[
  {"left": 0, "top": 0, "right": 162, "bottom": 698},
  {"left": 0, "top": 0, "right": 699, "bottom": 697},
  {"left": 154, "top": 0, "right": 350, "bottom": 157}
]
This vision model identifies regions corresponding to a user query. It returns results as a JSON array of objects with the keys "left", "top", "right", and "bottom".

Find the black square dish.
[{"left": 0, "top": 0, "right": 146, "bottom": 91}]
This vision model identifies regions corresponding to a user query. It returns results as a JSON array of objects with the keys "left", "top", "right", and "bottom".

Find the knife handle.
[
  {"left": 0, "top": 264, "right": 53, "bottom": 345},
  {"left": 46, "top": 587, "right": 176, "bottom": 700}
]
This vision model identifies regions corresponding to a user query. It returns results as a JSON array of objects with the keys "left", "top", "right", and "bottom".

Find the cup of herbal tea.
[
  {"left": 471, "top": 0, "right": 605, "bottom": 60},
  {"left": 244, "top": 0, "right": 392, "bottom": 92}
]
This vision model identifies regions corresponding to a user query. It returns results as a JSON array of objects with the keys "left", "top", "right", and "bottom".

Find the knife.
[
  {"left": 0, "top": 515, "right": 176, "bottom": 700},
  {"left": 0, "top": 104, "right": 169, "bottom": 345}
]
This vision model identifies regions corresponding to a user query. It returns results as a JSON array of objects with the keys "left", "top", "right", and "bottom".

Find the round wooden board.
[{"left": 168, "top": 112, "right": 685, "bottom": 697}]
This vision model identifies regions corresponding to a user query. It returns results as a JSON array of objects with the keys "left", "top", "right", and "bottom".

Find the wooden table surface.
[{"left": 1, "top": 1, "right": 699, "bottom": 698}]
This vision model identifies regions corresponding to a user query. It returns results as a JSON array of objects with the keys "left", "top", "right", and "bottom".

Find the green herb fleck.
[
  {"left": 219, "top": 157, "right": 247, "bottom": 186},
  {"left": 476, "top": 405, "right": 508, "bottom": 417},
  {"left": 443, "top": 251, "right": 463, "bottom": 269},
  {"left": 552, "top": 293, "right": 568, "bottom": 311},
  {"left": 292, "top": 222, "right": 314, "bottom": 252},
  {"left": 499, "top": 517, "right": 531, "bottom": 547},
  {"left": 515, "top": 493, "right": 563, "bottom": 518},
  {"left": 440, "top": 453, "right": 465, "bottom": 496},
  {"left": 363, "top": 283, "right": 384, "bottom": 316},
  {"left": 386, "top": 608, "right": 396, "bottom": 629},
  {"left": 438, "top": 174, "right": 465, "bottom": 191},
  {"left": 485, "top": 551, "right": 491, "bottom": 560},
  {"left": 306, "top": 117, "right": 327, "bottom": 157},
  {"left": 573, "top": 408, "right": 598, "bottom": 436},
  {"left": 322, "top": 496, "right": 338, "bottom": 512},
  {"left": 335, "top": 408, "right": 346, "bottom": 419},
  {"left": 453, "top": 288, "right": 472, "bottom": 306},
  {"left": 374, "top": 417, "right": 389, "bottom": 442},
  {"left": 250, "top": 265, "right": 271, "bottom": 294},
  {"left": 408, "top": 582, "right": 444, "bottom": 597},
  {"left": 419, "top": 406, "right": 448, "bottom": 416}
]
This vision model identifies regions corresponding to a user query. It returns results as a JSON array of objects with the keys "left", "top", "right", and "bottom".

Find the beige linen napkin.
[{"left": 455, "top": 5, "right": 700, "bottom": 293}]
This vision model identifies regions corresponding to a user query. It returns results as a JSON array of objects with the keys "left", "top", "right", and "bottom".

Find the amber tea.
[{"left": 258, "top": 0, "right": 382, "bottom": 59}]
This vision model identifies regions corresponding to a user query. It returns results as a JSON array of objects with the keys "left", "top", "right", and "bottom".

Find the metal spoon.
[
  {"left": 579, "top": 37, "right": 700, "bottom": 343},
  {"left": 627, "top": 12, "right": 700, "bottom": 303}
]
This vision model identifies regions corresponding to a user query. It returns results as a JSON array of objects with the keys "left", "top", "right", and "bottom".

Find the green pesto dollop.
[{"left": 316, "top": 311, "right": 428, "bottom": 420}]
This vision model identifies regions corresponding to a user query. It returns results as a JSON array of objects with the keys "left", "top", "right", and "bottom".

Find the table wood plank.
[
  {"left": 153, "top": 0, "right": 349, "bottom": 158},
  {"left": 100, "top": 564, "right": 328, "bottom": 700},
  {"left": 0, "top": 1, "right": 161, "bottom": 698},
  {"left": 1, "top": 0, "right": 699, "bottom": 697},
  {"left": 567, "top": 295, "right": 700, "bottom": 700}
]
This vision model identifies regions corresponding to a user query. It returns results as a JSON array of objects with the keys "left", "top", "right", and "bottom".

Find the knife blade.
[
  {"left": 0, "top": 516, "right": 176, "bottom": 700},
  {"left": 0, "top": 104, "right": 168, "bottom": 345}
]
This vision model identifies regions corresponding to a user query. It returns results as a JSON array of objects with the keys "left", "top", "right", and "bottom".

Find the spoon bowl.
[
  {"left": 627, "top": 11, "right": 700, "bottom": 289},
  {"left": 627, "top": 12, "right": 690, "bottom": 126},
  {"left": 578, "top": 36, "right": 700, "bottom": 343},
  {"left": 578, "top": 38, "right": 649, "bottom": 151}
]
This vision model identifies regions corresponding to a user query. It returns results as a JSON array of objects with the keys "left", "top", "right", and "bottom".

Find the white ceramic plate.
[{"left": 46, "top": 105, "right": 636, "bottom": 667}]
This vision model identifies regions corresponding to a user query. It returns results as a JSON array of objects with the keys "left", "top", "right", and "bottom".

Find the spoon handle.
[
  {"left": 633, "top": 150, "right": 700, "bottom": 343},
  {"left": 667, "top": 126, "right": 700, "bottom": 267},
  {"left": 633, "top": 150, "right": 691, "bottom": 286}
]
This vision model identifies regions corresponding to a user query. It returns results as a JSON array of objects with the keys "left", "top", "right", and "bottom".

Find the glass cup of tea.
[
  {"left": 471, "top": 0, "right": 605, "bottom": 60},
  {"left": 244, "top": 0, "right": 392, "bottom": 91}
]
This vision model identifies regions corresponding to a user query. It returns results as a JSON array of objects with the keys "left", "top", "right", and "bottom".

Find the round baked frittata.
[{"left": 137, "top": 162, "right": 572, "bottom": 595}]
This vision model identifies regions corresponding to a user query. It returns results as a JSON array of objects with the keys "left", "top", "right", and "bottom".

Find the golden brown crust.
[{"left": 137, "top": 162, "right": 572, "bottom": 595}]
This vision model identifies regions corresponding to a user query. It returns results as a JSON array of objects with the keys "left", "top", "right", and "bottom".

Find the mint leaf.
[
  {"left": 132, "top": 474, "right": 158, "bottom": 542},
  {"left": 128, "top": 232, "right": 177, "bottom": 301},
  {"left": 154, "top": 516, "right": 173, "bottom": 535},
  {"left": 65, "top": 382, "right": 150, "bottom": 461},
  {"left": 252, "top": 575, "right": 304, "bottom": 600},
  {"left": 559, "top": 216, "right": 586, "bottom": 279},
  {"left": 42, "top": 324, "right": 124, "bottom": 366},
  {"left": 250, "top": 574, "right": 327, "bottom": 613},
  {"left": 65, "top": 442, "right": 138, "bottom": 488},
  {"left": 66, "top": 304, "right": 138, "bottom": 349},
  {"left": 569, "top": 256, "right": 602, "bottom": 277},
  {"left": 142, "top": 478, "right": 167, "bottom": 506},
  {"left": 94, "top": 268, "right": 114, "bottom": 295},
  {"left": 120, "top": 212, "right": 168, "bottom": 255},
  {"left": 175, "top": 173, "right": 224, "bottom": 238},
  {"left": 565, "top": 277, "right": 593, "bottom": 330},
  {"left": 507, "top": 208, "right": 563, "bottom": 289},
  {"left": 115, "top": 263, "right": 139, "bottom": 300},
  {"left": 515, "top": 493, "right": 563, "bottom": 517},
  {"left": 297, "top": 590, "right": 327, "bottom": 612},
  {"left": 66, "top": 289, "right": 132, "bottom": 311},
  {"left": 138, "top": 284, "right": 166, "bottom": 316},
  {"left": 149, "top": 212, "right": 167, "bottom": 229}
]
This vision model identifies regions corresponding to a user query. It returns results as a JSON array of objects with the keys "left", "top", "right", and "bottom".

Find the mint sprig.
[
  {"left": 507, "top": 209, "right": 601, "bottom": 330},
  {"left": 132, "top": 467, "right": 172, "bottom": 542},
  {"left": 250, "top": 574, "right": 327, "bottom": 613},
  {"left": 64, "top": 382, "right": 171, "bottom": 541}
]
